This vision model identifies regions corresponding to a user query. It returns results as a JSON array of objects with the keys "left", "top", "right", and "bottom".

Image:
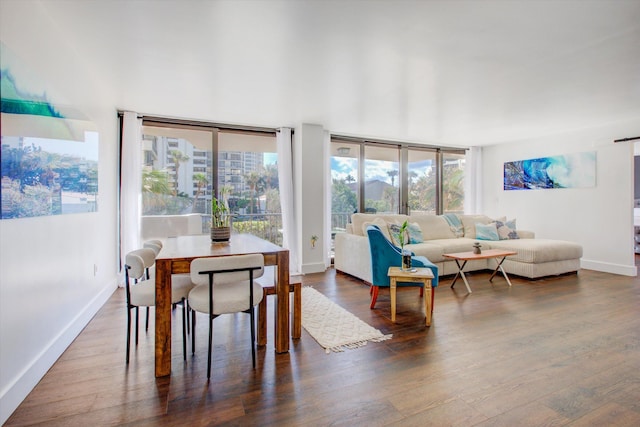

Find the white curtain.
[
  {"left": 323, "top": 130, "right": 332, "bottom": 268},
  {"left": 464, "top": 146, "right": 483, "bottom": 214},
  {"left": 277, "top": 127, "right": 301, "bottom": 274},
  {"left": 119, "top": 111, "right": 142, "bottom": 280}
]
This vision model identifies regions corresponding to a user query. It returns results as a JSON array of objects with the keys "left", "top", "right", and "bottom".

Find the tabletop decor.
[
  {"left": 301, "top": 287, "right": 392, "bottom": 353},
  {"left": 210, "top": 197, "right": 231, "bottom": 242},
  {"left": 398, "top": 220, "right": 412, "bottom": 271}
]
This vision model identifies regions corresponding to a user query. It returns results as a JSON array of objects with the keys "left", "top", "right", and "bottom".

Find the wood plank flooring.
[{"left": 6, "top": 267, "right": 640, "bottom": 426}]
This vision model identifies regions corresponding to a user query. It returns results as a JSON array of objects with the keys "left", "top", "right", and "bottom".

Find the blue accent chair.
[{"left": 366, "top": 225, "right": 439, "bottom": 312}]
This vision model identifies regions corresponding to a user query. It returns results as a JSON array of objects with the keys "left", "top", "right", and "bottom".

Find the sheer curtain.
[
  {"left": 277, "top": 127, "right": 301, "bottom": 274},
  {"left": 464, "top": 146, "right": 483, "bottom": 214},
  {"left": 323, "top": 130, "right": 332, "bottom": 268},
  {"left": 119, "top": 111, "right": 142, "bottom": 280}
]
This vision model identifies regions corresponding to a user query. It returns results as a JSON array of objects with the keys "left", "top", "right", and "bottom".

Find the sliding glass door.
[{"left": 140, "top": 123, "right": 281, "bottom": 244}]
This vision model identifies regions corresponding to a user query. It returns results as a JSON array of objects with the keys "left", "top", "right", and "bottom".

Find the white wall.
[
  {"left": 295, "top": 124, "right": 327, "bottom": 274},
  {"left": 481, "top": 119, "right": 638, "bottom": 277},
  {"left": 0, "top": 2, "right": 119, "bottom": 423}
]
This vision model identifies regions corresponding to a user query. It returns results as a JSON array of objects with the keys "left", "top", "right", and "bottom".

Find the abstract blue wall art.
[
  {"left": 504, "top": 151, "right": 596, "bottom": 191},
  {"left": 1, "top": 43, "right": 99, "bottom": 219}
]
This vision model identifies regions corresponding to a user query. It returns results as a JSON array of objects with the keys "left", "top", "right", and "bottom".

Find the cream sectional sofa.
[{"left": 334, "top": 213, "right": 582, "bottom": 283}]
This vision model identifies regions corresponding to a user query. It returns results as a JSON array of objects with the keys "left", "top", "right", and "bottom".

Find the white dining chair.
[
  {"left": 188, "top": 254, "right": 265, "bottom": 379},
  {"left": 124, "top": 248, "right": 193, "bottom": 363}
]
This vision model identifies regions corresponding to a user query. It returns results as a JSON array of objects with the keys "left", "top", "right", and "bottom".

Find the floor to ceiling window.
[
  {"left": 330, "top": 136, "right": 466, "bottom": 239},
  {"left": 139, "top": 120, "right": 281, "bottom": 245}
]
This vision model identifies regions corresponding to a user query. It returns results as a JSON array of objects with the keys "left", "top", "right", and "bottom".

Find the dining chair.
[
  {"left": 188, "top": 254, "right": 265, "bottom": 379},
  {"left": 143, "top": 239, "right": 193, "bottom": 332},
  {"left": 143, "top": 240, "right": 163, "bottom": 257},
  {"left": 124, "top": 248, "right": 193, "bottom": 363}
]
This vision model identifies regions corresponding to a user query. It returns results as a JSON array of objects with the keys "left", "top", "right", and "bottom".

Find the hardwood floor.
[{"left": 6, "top": 268, "right": 640, "bottom": 426}]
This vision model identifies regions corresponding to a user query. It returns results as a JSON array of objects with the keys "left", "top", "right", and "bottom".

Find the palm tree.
[
  {"left": 387, "top": 170, "right": 398, "bottom": 187},
  {"left": 192, "top": 172, "right": 208, "bottom": 213},
  {"left": 262, "top": 163, "right": 279, "bottom": 212},
  {"left": 244, "top": 171, "right": 262, "bottom": 214},
  {"left": 169, "top": 150, "right": 190, "bottom": 196}
]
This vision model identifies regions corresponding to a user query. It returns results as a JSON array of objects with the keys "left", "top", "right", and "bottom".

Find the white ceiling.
[{"left": 39, "top": 0, "right": 640, "bottom": 147}]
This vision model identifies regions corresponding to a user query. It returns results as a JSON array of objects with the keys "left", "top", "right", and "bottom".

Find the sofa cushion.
[
  {"left": 410, "top": 214, "right": 456, "bottom": 240},
  {"left": 489, "top": 239, "right": 583, "bottom": 263},
  {"left": 351, "top": 213, "right": 408, "bottom": 236},
  {"left": 425, "top": 238, "right": 484, "bottom": 256},
  {"left": 362, "top": 217, "right": 393, "bottom": 241},
  {"left": 476, "top": 222, "right": 500, "bottom": 241},
  {"left": 404, "top": 242, "right": 445, "bottom": 263},
  {"left": 459, "top": 214, "right": 493, "bottom": 238}
]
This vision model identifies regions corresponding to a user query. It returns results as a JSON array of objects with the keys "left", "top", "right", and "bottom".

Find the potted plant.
[
  {"left": 398, "top": 220, "right": 412, "bottom": 271},
  {"left": 210, "top": 197, "right": 231, "bottom": 242}
]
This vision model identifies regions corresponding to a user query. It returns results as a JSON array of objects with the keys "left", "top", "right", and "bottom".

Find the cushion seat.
[{"left": 489, "top": 239, "right": 583, "bottom": 263}]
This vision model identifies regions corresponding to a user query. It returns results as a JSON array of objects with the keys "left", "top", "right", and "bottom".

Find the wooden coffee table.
[{"left": 443, "top": 249, "right": 517, "bottom": 293}]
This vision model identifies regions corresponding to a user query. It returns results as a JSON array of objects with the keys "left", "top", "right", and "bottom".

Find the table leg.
[
  {"left": 390, "top": 277, "right": 397, "bottom": 322},
  {"left": 489, "top": 257, "right": 512, "bottom": 286},
  {"left": 451, "top": 260, "right": 472, "bottom": 293},
  {"left": 155, "top": 259, "right": 172, "bottom": 377},
  {"left": 424, "top": 281, "right": 432, "bottom": 326},
  {"left": 274, "top": 250, "right": 290, "bottom": 353}
]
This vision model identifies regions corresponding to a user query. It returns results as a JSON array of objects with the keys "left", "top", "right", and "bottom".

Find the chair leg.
[
  {"left": 145, "top": 307, "right": 149, "bottom": 331},
  {"left": 207, "top": 316, "right": 213, "bottom": 379},
  {"left": 134, "top": 307, "right": 139, "bottom": 345},
  {"left": 126, "top": 308, "right": 131, "bottom": 364},
  {"left": 186, "top": 301, "right": 191, "bottom": 334},
  {"left": 370, "top": 286, "right": 380, "bottom": 309},
  {"left": 250, "top": 307, "right": 256, "bottom": 369},
  {"left": 181, "top": 298, "right": 187, "bottom": 361},
  {"left": 191, "top": 310, "right": 196, "bottom": 355}
]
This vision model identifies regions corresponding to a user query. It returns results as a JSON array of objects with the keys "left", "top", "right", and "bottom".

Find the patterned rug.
[{"left": 301, "top": 287, "right": 392, "bottom": 353}]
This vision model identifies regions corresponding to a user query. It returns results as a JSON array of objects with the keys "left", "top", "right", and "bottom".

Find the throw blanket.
[{"left": 443, "top": 213, "right": 464, "bottom": 237}]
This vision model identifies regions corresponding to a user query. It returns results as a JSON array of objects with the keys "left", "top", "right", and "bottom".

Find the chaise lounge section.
[{"left": 334, "top": 213, "right": 582, "bottom": 283}]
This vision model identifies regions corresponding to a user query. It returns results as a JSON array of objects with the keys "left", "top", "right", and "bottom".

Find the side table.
[{"left": 387, "top": 266, "right": 434, "bottom": 326}]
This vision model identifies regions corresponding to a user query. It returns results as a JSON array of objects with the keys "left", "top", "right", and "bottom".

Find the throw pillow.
[
  {"left": 475, "top": 222, "right": 499, "bottom": 241},
  {"left": 388, "top": 223, "right": 409, "bottom": 247},
  {"left": 362, "top": 217, "right": 393, "bottom": 241},
  {"left": 495, "top": 218, "right": 519, "bottom": 240},
  {"left": 408, "top": 222, "right": 423, "bottom": 244}
]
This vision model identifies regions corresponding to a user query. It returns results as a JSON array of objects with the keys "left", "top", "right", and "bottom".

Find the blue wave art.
[{"left": 504, "top": 152, "right": 596, "bottom": 190}]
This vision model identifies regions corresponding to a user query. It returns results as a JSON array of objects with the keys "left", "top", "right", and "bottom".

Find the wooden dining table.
[{"left": 154, "top": 233, "right": 290, "bottom": 377}]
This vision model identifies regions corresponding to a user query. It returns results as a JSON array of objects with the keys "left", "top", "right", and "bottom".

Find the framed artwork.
[
  {"left": 504, "top": 151, "right": 596, "bottom": 191},
  {"left": 1, "top": 43, "right": 98, "bottom": 219}
]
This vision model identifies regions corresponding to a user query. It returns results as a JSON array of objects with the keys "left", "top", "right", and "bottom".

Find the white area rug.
[{"left": 301, "top": 287, "right": 392, "bottom": 353}]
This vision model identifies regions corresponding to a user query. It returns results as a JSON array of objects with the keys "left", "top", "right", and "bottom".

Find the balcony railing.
[{"left": 143, "top": 211, "right": 356, "bottom": 249}]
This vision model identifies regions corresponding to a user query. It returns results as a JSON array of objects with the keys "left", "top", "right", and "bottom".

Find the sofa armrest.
[{"left": 334, "top": 232, "right": 372, "bottom": 283}]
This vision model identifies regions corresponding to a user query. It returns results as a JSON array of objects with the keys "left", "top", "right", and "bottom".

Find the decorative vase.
[
  {"left": 210, "top": 226, "right": 231, "bottom": 242},
  {"left": 473, "top": 242, "right": 482, "bottom": 254},
  {"left": 401, "top": 249, "right": 412, "bottom": 271}
]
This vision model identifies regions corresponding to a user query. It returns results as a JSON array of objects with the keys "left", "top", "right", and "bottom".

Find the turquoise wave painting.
[{"left": 504, "top": 152, "right": 596, "bottom": 190}]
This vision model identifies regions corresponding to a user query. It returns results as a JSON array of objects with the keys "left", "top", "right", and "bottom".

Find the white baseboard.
[
  {"left": 580, "top": 259, "right": 638, "bottom": 277},
  {"left": 301, "top": 262, "right": 327, "bottom": 274},
  {"left": 0, "top": 280, "right": 117, "bottom": 425}
]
